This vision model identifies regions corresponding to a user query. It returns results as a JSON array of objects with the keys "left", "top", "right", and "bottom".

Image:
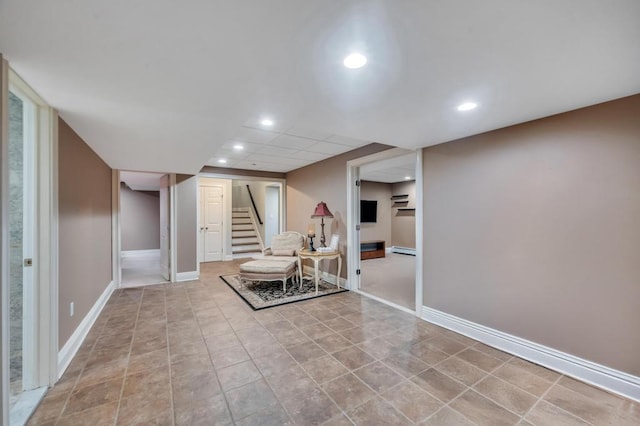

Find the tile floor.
[{"left": 28, "top": 260, "right": 639, "bottom": 425}]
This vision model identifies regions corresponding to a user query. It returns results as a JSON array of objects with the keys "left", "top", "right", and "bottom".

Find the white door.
[
  {"left": 159, "top": 174, "right": 170, "bottom": 280},
  {"left": 202, "top": 185, "right": 223, "bottom": 262}
]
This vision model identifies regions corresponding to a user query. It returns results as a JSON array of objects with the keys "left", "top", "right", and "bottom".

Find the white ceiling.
[
  {"left": 1, "top": 1, "right": 639, "bottom": 175},
  {"left": 120, "top": 171, "right": 164, "bottom": 191},
  {"left": 360, "top": 152, "right": 416, "bottom": 183}
]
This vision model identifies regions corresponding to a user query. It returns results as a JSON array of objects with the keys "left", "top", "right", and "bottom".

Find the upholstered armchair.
[{"left": 260, "top": 231, "right": 306, "bottom": 261}]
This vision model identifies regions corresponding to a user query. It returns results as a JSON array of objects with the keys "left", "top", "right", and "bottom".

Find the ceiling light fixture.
[
  {"left": 260, "top": 118, "right": 274, "bottom": 126},
  {"left": 457, "top": 102, "right": 478, "bottom": 111},
  {"left": 343, "top": 53, "right": 367, "bottom": 69},
  {"left": 405, "top": 176, "right": 412, "bottom": 180},
  {"left": 218, "top": 159, "right": 227, "bottom": 164},
  {"left": 233, "top": 144, "right": 244, "bottom": 150}
]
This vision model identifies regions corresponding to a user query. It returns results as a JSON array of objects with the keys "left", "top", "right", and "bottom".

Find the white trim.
[
  {"left": 175, "top": 271, "right": 199, "bottom": 282},
  {"left": 347, "top": 147, "right": 422, "bottom": 317},
  {"left": 46, "top": 109, "right": 59, "bottom": 386},
  {"left": 390, "top": 246, "right": 416, "bottom": 256},
  {"left": 421, "top": 306, "right": 640, "bottom": 402},
  {"left": 57, "top": 281, "right": 115, "bottom": 378},
  {"left": 1, "top": 55, "right": 10, "bottom": 426},
  {"left": 112, "top": 170, "right": 121, "bottom": 288},
  {"left": 414, "top": 149, "right": 424, "bottom": 314},
  {"left": 169, "top": 174, "right": 177, "bottom": 283},
  {"left": 121, "top": 249, "right": 160, "bottom": 258}
]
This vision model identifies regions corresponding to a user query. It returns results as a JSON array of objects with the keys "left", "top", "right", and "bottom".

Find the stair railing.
[{"left": 246, "top": 185, "right": 263, "bottom": 225}]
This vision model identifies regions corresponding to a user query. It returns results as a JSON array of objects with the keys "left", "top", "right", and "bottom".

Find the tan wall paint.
[
  {"left": 286, "top": 143, "right": 393, "bottom": 277},
  {"left": 201, "top": 166, "right": 285, "bottom": 180},
  {"left": 390, "top": 180, "right": 416, "bottom": 248},
  {"left": 176, "top": 174, "right": 197, "bottom": 273},
  {"left": 423, "top": 94, "right": 640, "bottom": 375},
  {"left": 359, "top": 181, "right": 392, "bottom": 244},
  {"left": 58, "top": 118, "right": 112, "bottom": 347},
  {"left": 120, "top": 184, "right": 160, "bottom": 251}
]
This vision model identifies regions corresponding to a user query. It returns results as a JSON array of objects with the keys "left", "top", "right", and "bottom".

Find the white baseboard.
[
  {"left": 176, "top": 270, "right": 199, "bottom": 282},
  {"left": 57, "top": 280, "right": 115, "bottom": 379},
  {"left": 422, "top": 306, "right": 640, "bottom": 402},
  {"left": 301, "top": 265, "right": 347, "bottom": 288},
  {"left": 353, "top": 289, "right": 416, "bottom": 315},
  {"left": 390, "top": 246, "right": 416, "bottom": 256},
  {"left": 121, "top": 249, "right": 160, "bottom": 257}
]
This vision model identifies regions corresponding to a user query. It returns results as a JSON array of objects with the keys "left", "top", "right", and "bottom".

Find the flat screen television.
[{"left": 360, "top": 200, "right": 377, "bottom": 223}]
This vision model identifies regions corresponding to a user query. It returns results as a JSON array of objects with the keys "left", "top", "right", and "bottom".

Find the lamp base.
[{"left": 308, "top": 236, "right": 315, "bottom": 252}]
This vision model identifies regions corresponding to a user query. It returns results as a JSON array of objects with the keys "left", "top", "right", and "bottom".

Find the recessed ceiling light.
[
  {"left": 218, "top": 159, "right": 227, "bottom": 164},
  {"left": 233, "top": 144, "right": 244, "bottom": 150},
  {"left": 260, "top": 118, "right": 274, "bottom": 126},
  {"left": 405, "top": 176, "right": 412, "bottom": 180},
  {"left": 343, "top": 53, "right": 367, "bottom": 69},
  {"left": 457, "top": 102, "right": 478, "bottom": 111}
]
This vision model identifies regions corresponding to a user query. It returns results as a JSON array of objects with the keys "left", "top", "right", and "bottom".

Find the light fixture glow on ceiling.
[
  {"left": 218, "top": 159, "right": 227, "bottom": 164},
  {"left": 343, "top": 53, "right": 367, "bottom": 69},
  {"left": 457, "top": 102, "right": 478, "bottom": 111},
  {"left": 260, "top": 118, "right": 274, "bottom": 126},
  {"left": 233, "top": 144, "right": 244, "bottom": 150},
  {"left": 405, "top": 176, "right": 412, "bottom": 180}
]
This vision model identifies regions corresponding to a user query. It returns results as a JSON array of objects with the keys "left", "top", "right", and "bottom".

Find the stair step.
[
  {"left": 233, "top": 237, "right": 259, "bottom": 245},
  {"left": 232, "top": 244, "right": 261, "bottom": 253},
  {"left": 232, "top": 212, "right": 250, "bottom": 218},
  {"left": 232, "top": 230, "right": 256, "bottom": 238},
  {"left": 233, "top": 248, "right": 263, "bottom": 255},
  {"left": 232, "top": 224, "right": 254, "bottom": 231}
]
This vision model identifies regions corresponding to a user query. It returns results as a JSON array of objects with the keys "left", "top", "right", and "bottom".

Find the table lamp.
[{"left": 311, "top": 201, "right": 333, "bottom": 247}]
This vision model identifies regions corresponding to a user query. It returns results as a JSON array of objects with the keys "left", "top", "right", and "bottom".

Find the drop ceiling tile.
[
  {"left": 221, "top": 140, "right": 264, "bottom": 153},
  {"left": 326, "top": 134, "right": 370, "bottom": 147},
  {"left": 298, "top": 151, "right": 331, "bottom": 162},
  {"left": 257, "top": 145, "right": 299, "bottom": 157},
  {"left": 244, "top": 153, "right": 302, "bottom": 165},
  {"left": 284, "top": 126, "right": 333, "bottom": 141},
  {"left": 269, "top": 134, "right": 316, "bottom": 150},
  {"left": 243, "top": 118, "right": 289, "bottom": 133},
  {"left": 306, "top": 141, "right": 353, "bottom": 155},
  {"left": 234, "top": 127, "right": 279, "bottom": 144}
]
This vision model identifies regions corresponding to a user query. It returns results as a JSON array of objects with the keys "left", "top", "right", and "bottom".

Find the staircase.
[{"left": 231, "top": 208, "right": 263, "bottom": 257}]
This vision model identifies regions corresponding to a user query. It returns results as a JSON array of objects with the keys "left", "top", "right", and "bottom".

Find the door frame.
[
  {"left": 112, "top": 171, "right": 176, "bottom": 287},
  {"left": 198, "top": 172, "right": 286, "bottom": 261},
  {"left": 346, "top": 147, "right": 424, "bottom": 315},
  {"left": 198, "top": 179, "right": 227, "bottom": 263},
  {"left": 1, "top": 64, "right": 58, "bottom": 424}
]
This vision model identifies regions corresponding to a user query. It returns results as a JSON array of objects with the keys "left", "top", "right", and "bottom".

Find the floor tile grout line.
[
  {"left": 112, "top": 288, "right": 145, "bottom": 426},
  {"left": 52, "top": 290, "right": 125, "bottom": 424}
]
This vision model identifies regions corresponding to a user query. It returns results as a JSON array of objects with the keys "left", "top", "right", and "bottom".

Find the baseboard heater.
[{"left": 390, "top": 246, "right": 416, "bottom": 256}]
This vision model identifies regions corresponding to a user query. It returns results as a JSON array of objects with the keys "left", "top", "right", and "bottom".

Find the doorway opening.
[
  {"left": 347, "top": 148, "right": 423, "bottom": 314},
  {"left": 198, "top": 174, "right": 285, "bottom": 263},
  {"left": 118, "top": 171, "right": 170, "bottom": 287},
  {"left": 3, "top": 67, "right": 56, "bottom": 426}
]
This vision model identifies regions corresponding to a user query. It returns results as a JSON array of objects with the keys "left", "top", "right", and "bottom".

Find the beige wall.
[
  {"left": 423, "top": 94, "right": 640, "bottom": 376},
  {"left": 390, "top": 180, "right": 416, "bottom": 248},
  {"left": 120, "top": 184, "right": 160, "bottom": 251},
  {"left": 176, "top": 174, "right": 197, "bottom": 273},
  {"left": 359, "top": 181, "right": 392, "bottom": 244},
  {"left": 58, "top": 118, "right": 112, "bottom": 347},
  {"left": 286, "top": 143, "right": 393, "bottom": 277}
]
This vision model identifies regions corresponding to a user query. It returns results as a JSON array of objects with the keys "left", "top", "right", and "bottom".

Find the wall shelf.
[
  {"left": 392, "top": 201, "right": 409, "bottom": 207},
  {"left": 397, "top": 208, "right": 416, "bottom": 211}
]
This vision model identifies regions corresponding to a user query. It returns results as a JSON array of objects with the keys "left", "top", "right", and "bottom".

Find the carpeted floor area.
[{"left": 360, "top": 253, "right": 416, "bottom": 309}]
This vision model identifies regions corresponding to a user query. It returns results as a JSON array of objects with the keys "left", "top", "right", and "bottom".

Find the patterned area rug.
[{"left": 220, "top": 274, "right": 348, "bottom": 310}]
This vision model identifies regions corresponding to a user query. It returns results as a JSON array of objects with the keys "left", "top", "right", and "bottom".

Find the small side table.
[{"left": 298, "top": 249, "right": 342, "bottom": 294}]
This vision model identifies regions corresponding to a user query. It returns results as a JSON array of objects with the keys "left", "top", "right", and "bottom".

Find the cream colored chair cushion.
[{"left": 259, "top": 231, "right": 305, "bottom": 261}]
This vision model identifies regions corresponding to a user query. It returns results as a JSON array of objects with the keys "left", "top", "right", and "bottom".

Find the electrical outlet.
[{"left": 70, "top": 302, "right": 74, "bottom": 317}]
